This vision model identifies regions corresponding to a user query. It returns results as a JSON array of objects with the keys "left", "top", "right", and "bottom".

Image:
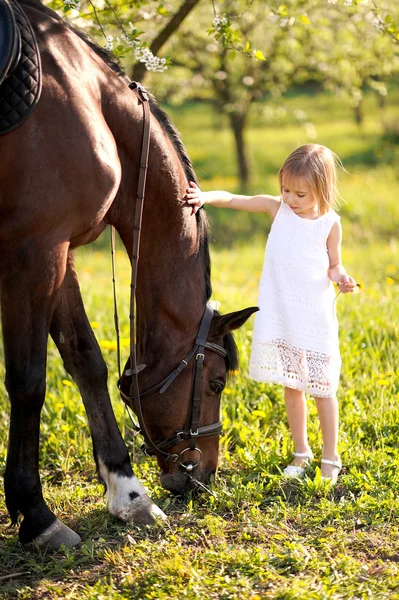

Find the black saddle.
[
  {"left": 0, "top": 0, "right": 41, "bottom": 135},
  {"left": 0, "top": 0, "right": 21, "bottom": 85}
]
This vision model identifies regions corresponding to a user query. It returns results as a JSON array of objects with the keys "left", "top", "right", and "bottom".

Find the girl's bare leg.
[
  {"left": 284, "top": 387, "right": 310, "bottom": 467},
  {"left": 315, "top": 395, "right": 340, "bottom": 478}
]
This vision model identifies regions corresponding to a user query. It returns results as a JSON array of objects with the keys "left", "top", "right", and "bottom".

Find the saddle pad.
[{"left": 0, "top": 0, "right": 42, "bottom": 135}]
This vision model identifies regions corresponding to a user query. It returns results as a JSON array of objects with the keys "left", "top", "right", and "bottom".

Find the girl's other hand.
[
  {"left": 184, "top": 181, "right": 204, "bottom": 215},
  {"left": 337, "top": 275, "right": 357, "bottom": 293}
]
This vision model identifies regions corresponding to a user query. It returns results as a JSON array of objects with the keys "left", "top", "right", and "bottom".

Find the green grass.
[{"left": 0, "top": 92, "right": 399, "bottom": 598}]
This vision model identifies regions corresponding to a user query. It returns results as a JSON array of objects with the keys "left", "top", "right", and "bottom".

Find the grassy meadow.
[{"left": 0, "top": 90, "right": 398, "bottom": 599}]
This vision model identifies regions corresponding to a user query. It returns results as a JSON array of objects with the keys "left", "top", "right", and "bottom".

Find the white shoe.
[
  {"left": 283, "top": 449, "right": 314, "bottom": 479},
  {"left": 321, "top": 457, "right": 342, "bottom": 484}
]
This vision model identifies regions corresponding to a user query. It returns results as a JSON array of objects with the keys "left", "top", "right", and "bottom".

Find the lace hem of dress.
[{"left": 249, "top": 338, "right": 340, "bottom": 397}]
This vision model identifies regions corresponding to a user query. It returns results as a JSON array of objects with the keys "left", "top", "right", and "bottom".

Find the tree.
[
  {"left": 57, "top": 0, "right": 399, "bottom": 69},
  {"left": 141, "top": 1, "right": 312, "bottom": 188},
  {"left": 55, "top": 0, "right": 399, "bottom": 187},
  {"left": 139, "top": 0, "right": 399, "bottom": 187},
  {"left": 130, "top": 0, "right": 201, "bottom": 82}
]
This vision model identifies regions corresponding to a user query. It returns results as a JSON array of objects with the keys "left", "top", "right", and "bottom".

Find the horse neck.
[{"left": 113, "top": 116, "right": 209, "bottom": 366}]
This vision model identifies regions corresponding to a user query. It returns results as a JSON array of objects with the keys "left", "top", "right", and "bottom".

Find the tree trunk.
[
  {"left": 354, "top": 99, "right": 364, "bottom": 127},
  {"left": 131, "top": 0, "right": 201, "bottom": 83},
  {"left": 229, "top": 112, "right": 250, "bottom": 191},
  {"left": 377, "top": 92, "right": 386, "bottom": 111}
]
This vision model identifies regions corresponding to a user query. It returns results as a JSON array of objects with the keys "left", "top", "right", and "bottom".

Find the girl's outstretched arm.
[
  {"left": 184, "top": 181, "right": 280, "bottom": 218},
  {"left": 327, "top": 221, "right": 356, "bottom": 293}
]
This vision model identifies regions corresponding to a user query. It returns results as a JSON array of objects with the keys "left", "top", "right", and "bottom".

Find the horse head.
[{"left": 119, "top": 306, "right": 258, "bottom": 496}]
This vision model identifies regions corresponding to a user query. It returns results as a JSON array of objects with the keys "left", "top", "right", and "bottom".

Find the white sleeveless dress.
[{"left": 249, "top": 201, "right": 341, "bottom": 397}]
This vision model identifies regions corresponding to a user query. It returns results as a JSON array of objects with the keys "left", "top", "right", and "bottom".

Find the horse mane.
[
  {"left": 71, "top": 33, "right": 197, "bottom": 181},
  {"left": 70, "top": 28, "right": 238, "bottom": 369},
  {"left": 70, "top": 30, "right": 212, "bottom": 292}
]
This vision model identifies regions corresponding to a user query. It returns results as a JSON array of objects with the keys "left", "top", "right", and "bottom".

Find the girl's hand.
[
  {"left": 184, "top": 181, "right": 204, "bottom": 215},
  {"left": 337, "top": 275, "right": 357, "bottom": 293}
]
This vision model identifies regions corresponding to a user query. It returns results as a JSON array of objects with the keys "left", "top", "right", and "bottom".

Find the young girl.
[{"left": 185, "top": 144, "right": 356, "bottom": 483}]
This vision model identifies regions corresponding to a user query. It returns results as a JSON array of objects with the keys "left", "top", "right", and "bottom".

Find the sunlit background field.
[{"left": 0, "top": 90, "right": 398, "bottom": 598}]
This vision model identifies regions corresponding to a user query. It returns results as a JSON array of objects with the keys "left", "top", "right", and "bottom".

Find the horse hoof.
[
  {"left": 131, "top": 496, "right": 167, "bottom": 525},
  {"left": 112, "top": 494, "right": 167, "bottom": 525},
  {"left": 100, "top": 461, "right": 167, "bottom": 525},
  {"left": 24, "top": 519, "right": 81, "bottom": 552}
]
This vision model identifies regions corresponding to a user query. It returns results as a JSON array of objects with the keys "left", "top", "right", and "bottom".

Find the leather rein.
[{"left": 111, "top": 82, "right": 227, "bottom": 472}]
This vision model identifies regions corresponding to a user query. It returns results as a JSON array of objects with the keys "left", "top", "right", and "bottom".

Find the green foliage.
[
  {"left": 208, "top": 13, "right": 265, "bottom": 61},
  {"left": 0, "top": 94, "right": 399, "bottom": 598},
  {"left": 48, "top": 0, "right": 399, "bottom": 88},
  {"left": 143, "top": 0, "right": 399, "bottom": 106}
]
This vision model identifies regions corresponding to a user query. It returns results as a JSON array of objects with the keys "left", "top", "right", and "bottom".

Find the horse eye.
[{"left": 210, "top": 381, "right": 224, "bottom": 395}]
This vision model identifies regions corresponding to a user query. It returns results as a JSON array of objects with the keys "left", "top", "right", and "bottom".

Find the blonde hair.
[{"left": 278, "top": 144, "right": 343, "bottom": 215}]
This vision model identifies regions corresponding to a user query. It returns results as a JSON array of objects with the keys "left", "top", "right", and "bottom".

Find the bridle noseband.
[{"left": 112, "top": 82, "right": 227, "bottom": 472}]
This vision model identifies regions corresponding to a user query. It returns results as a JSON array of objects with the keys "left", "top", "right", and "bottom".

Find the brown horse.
[{"left": 0, "top": 0, "right": 257, "bottom": 550}]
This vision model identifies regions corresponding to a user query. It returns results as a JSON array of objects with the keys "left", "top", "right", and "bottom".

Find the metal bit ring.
[{"left": 178, "top": 447, "right": 203, "bottom": 471}]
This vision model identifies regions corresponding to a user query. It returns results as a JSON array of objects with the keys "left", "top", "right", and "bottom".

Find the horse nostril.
[{"left": 160, "top": 470, "right": 191, "bottom": 496}]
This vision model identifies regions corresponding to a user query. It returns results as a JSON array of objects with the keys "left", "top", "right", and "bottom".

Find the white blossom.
[
  {"left": 121, "top": 33, "right": 136, "bottom": 48},
  {"left": 212, "top": 15, "right": 229, "bottom": 41},
  {"left": 134, "top": 46, "right": 168, "bottom": 72},
  {"left": 242, "top": 76, "right": 254, "bottom": 86},
  {"left": 212, "top": 15, "right": 229, "bottom": 29},
  {"left": 140, "top": 11, "right": 156, "bottom": 21},
  {"left": 280, "top": 17, "right": 295, "bottom": 28},
  {"left": 104, "top": 35, "right": 114, "bottom": 52},
  {"left": 63, "top": 0, "right": 80, "bottom": 8}
]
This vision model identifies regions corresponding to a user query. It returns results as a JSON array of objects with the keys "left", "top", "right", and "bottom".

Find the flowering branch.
[{"left": 210, "top": 13, "right": 265, "bottom": 61}]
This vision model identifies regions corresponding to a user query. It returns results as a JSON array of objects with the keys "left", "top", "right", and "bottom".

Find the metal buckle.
[
  {"left": 173, "top": 431, "right": 184, "bottom": 444},
  {"left": 190, "top": 429, "right": 198, "bottom": 437},
  {"left": 196, "top": 352, "right": 205, "bottom": 360}
]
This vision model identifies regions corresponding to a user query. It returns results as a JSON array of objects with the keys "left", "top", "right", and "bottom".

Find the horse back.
[{"left": 0, "top": 0, "right": 127, "bottom": 248}]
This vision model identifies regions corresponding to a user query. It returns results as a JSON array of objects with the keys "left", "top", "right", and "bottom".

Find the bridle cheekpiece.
[{"left": 111, "top": 82, "right": 226, "bottom": 473}]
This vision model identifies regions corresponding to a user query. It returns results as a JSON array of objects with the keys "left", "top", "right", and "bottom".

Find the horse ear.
[{"left": 212, "top": 307, "right": 259, "bottom": 336}]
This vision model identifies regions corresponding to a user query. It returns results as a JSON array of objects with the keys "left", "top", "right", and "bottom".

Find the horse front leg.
[
  {"left": 1, "top": 243, "right": 81, "bottom": 550},
  {"left": 50, "top": 252, "right": 165, "bottom": 525}
]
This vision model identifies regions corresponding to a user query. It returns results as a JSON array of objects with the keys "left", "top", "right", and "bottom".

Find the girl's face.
[{"left": 281, "top": 176, "right": 319, "bottom": 219}]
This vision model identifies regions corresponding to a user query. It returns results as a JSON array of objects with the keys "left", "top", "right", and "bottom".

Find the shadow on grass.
[
  {"left": 0, "top": 494, "right": 198, "bottom": 599},
  {"left": 0, "top": 507, "right": 168, "bottom": 598}
]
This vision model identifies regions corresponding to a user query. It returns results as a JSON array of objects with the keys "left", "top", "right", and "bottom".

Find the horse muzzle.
[{"left": 159, "top": 453, "right": 215, "bottom": 496}]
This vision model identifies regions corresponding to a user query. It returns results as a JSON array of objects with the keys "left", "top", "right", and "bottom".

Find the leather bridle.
[
  {"left": 119, "top": 303, "right": 227, "bottom": 470},
  {"left": 112, "top": 82, "right": 227, "bottom": 472}
]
